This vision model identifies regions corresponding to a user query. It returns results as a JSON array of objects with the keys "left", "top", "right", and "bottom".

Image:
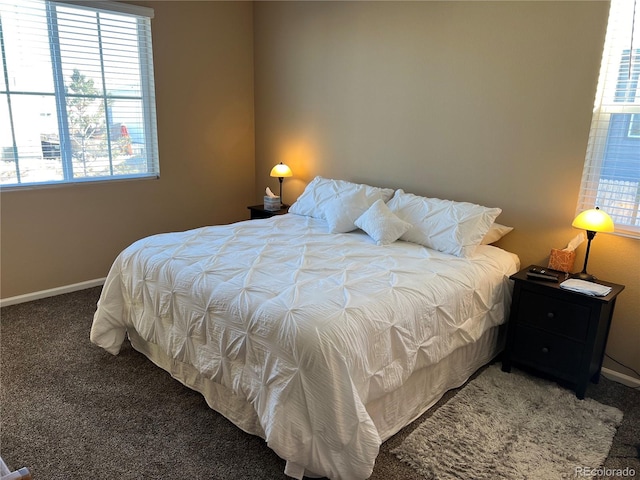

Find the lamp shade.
[
  {"left": 270, "top": 163, "right": 293, "bottom": 178},
  {"left": 572, "top": 207, "right": 615, "bottom": 233}
]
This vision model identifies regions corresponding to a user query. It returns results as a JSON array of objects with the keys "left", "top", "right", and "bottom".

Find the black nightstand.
[
  {"left": 502, "top": 265, "right": 624, "bottom": 399},
  {"left": 247, "top": 204, "right": 289, "bottom": 220}
]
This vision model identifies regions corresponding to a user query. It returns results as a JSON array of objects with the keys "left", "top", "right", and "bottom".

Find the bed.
[{"left": 91, "top": 177, "right": 519, "bottom": 480}]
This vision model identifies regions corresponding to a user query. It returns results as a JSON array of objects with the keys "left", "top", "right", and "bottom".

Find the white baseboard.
[
  {"left": 0, "top": 278, "right": 106, "bottom": 308},
  {"left": 601, "top": 367, "right": 640, "bottom": 389}
]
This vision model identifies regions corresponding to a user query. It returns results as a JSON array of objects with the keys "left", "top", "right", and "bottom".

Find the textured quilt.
[{"left": 90, "top": 214, "right": 519, "bottom": 479}]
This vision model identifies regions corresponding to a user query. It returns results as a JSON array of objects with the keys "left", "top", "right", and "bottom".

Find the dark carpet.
[{"left": 1, "top": 287, "right": 638, "bottom": 479}]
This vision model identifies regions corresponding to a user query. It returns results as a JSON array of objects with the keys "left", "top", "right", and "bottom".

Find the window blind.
[
  {"left": 0, "top": 0, "right": 159, "bottom": 187},
  {"left": 577, "top": 0, "right": 640, "bottom": 237}
]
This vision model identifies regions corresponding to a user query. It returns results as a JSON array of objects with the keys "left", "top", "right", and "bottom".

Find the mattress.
[{"left": 91, "top": 213, "right": 520, "bottom": 479}]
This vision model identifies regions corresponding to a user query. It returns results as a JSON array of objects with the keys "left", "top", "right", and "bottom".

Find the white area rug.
[{"left": 392, "top": 365, "right": 623, "bottom": 480}]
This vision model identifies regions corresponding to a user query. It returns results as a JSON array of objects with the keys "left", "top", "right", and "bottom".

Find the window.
[
  {"left": 577, "top": 0, "right": 640, "bottom": 237},
  {"left": 629, "top": 113, "right": 640, "bottom": 138},
  {"left": 0, "top": 0, "right": 158, "bottom": 188}
]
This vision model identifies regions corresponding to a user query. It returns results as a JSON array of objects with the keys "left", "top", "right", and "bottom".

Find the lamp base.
[{"left": 572, "top": 272, "right": 596, "bottom": 281}]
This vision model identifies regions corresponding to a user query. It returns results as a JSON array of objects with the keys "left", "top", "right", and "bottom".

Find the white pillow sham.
[
  {"left": 289, "top": 176, "right": 395, "bottom": 220},
  {"left": 354, "top": 199, "right": 413, "bottom": 245},
  {"left": 387, "top": 190, "right": 502, "bottom": 258},
  {"left": 481, "top": 223, "right": 513, "bottom": 245},
  {"left": 324, "top": 189, "right": 371, "bottom": 233}
]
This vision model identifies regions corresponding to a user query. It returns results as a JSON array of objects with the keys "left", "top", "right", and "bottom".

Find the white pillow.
[
  {"left": 324, "top": 189, "right": 371, "bottom": 233},
  {"left": 387, "top": 190, "right": 502, "bottom": 258},
  {"left": 289, "top": 176, "right": 395, "bottom": 219},
  {"left": 481, "top": 223, "right": 514, "bottom": 245},
  {"left": 355, "top": 199, "right": 413, "bottom": 245}
]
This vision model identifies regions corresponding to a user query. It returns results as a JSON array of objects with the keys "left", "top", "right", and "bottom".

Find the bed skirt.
[{"left": 127, "top": 323, "right": 505, "bottom": 478}]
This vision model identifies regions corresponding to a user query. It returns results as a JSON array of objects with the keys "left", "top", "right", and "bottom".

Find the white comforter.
[{"left": 91, "top": 214, "right": 519, "bottom": 480}]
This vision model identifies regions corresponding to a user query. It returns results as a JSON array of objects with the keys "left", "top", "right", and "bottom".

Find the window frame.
[{"left": 0, "top": 0, "right": 158, "bottom": 190}]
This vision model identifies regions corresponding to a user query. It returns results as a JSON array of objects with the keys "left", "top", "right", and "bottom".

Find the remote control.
[{"left": 527, "top": 267, "right": 559, "bottom": 282}]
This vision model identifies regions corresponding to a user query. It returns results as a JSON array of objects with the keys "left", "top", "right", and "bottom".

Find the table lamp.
[
  {"left": 571, "top": 207, "right": 614, "bottom": 280},
  {"left": 270, "top": 162, "right": 293, "bottom": 207}
]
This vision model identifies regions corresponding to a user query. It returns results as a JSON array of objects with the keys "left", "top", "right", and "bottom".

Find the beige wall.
[
  {"left": 253, "top": 1, "right": 639, "bottom": 379},
  {"left": 0, "top": 1, "right": 255, "bottom": 298}
]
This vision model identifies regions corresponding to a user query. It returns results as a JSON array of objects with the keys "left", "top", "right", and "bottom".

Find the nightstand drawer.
[
  {"left": 519, "top": 291, "right": 590, "bottom": 341},
  {"left": 512, "top": 326, "right": 583, "bottom": 379}
]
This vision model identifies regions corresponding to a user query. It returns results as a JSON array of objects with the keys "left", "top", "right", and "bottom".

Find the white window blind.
[
  {"left": 0, "top": 0, "right": 158, "bottom": 187},
  {"left": 577, "top": 0, "right": 640, "bottom": 237}
]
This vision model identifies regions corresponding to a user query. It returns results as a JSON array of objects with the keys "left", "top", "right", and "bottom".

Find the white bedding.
[{"left": 91, "top": 214, "right": 519, "bottom": 480}]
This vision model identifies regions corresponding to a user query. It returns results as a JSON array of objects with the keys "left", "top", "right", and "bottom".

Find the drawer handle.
[
  {"left": 546, "top": 312, "right": 555, "bottom": 319},
  {"left": 541, "top": 347, "right": 550, "bottom": 354}
]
